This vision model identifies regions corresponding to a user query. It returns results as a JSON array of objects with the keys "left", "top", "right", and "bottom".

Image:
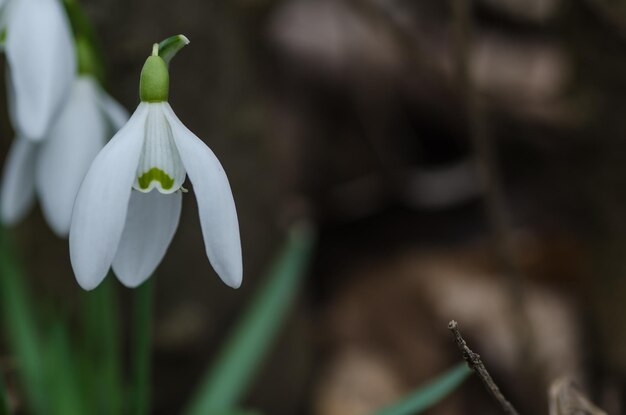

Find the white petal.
[
  {"left": 36, "top": 77, "right": 107, "bottom": 237},
  {"left": 0, "top": 137, "right": 37, "bottom": 224},
  {"left": 69, "top": 103, "right": 149, "bottom": 290},
  {"left": 5, "top": 0, "right": 76, "bottom": 140},
  {"left": 133, "top": 103, "right": 186, "bottom": 194},
  {"left": 164, "top": 104, "right": 243, "bottom": 288},
  {"left": 112, "top": 190, "right": 181, "bottom": 288},
  {"left": 97, "top": 87, "right": 130, "bottom": 132}
]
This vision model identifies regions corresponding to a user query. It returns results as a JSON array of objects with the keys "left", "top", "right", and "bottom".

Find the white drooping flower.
[
  {"left": 69, "top": 40, "right": 242, "bottom": 291},
  {"left": 0, "top": 0, "right": 76, "bottom": 140},
  {"left": 0, "top": 75, "right": 129, "bottom": 235}
]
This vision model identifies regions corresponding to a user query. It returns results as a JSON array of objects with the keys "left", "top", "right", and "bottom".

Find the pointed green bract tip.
[
  {"left": 139, "top": 55, "right": 169, "bottom": 102},
  {"left": 158, "top": 34, "right": 190, "bottom": 64}
]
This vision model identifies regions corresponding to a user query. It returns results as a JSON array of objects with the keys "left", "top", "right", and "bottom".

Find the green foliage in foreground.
[
  {"left": 0, "top": 230, "right": 123, "bottom": 415},
  {"left": 0, "top": 225, "right": 468, "bottom": 415},
  {"left": 184, "top": 223, "right": 316, "bottom": 415},
  {"left": 0, "top": 231, "right": 47, "bottom": 414},
  {"left": 0, "top": 224, "right": 316, "bottom": 415}
]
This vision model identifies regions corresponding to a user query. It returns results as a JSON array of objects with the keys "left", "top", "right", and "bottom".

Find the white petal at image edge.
[
  {"left": 164, "top": 104, "right": 243, "bottom": 288},
  {"left": 36, "top": 78, "right": 107, "bottom": 237},
  {"left": 0, "top": 138, "right": 37, "bottom": 224},
  {"left": 5, "top": 0, "right": 76, "bottom": 140},
  {"left": 70, "top": 104, "right": 149, "bottom": 290},
  {"left": 112, "top": 190, "right": 182, "bottom": 288}
]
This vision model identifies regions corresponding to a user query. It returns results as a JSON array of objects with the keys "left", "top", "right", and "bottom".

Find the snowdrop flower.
[
  {"left": 0, "top": 75, "right": 129, "bottom": 235},
  {"left": 0, "top": 0, "right": 76, "bottom": 140},
  {"left": 70, "top": 39, "right": 242, "bottom": 291}
]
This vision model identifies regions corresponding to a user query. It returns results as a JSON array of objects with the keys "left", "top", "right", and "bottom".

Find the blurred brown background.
[{"left": 5, "top": 0, "right": 626, "bottom": 413}]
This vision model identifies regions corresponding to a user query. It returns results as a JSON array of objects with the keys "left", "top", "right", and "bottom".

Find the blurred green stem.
[
  {"left": 63, "top": 0, "right": 106, "bottom": 83},
  {"left": 131, "top": 279, "right": 154, "bottom": 415},
  {"left": 372, "top": 363, "right": 471, "bottom": 415},
  {"left": 0, "top": 230, "right": 47, "bottom": 414},
  {"left": 184, "top": 223, "right": 316, "bottom": 415},
  {"left": 83, "top": 277, "right": 122, "bottom": 415},
  {"left": 45, "top": 322, "right": 84, "bottom": 415}
]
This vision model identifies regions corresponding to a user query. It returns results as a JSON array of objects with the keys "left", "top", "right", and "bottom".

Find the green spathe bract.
[
  {"left": 158, "top": 34, "right": 190, "bottom": 65},
  {"left": 139, "top": 46, "right": 169, "bottom": 102},
  {"left": 137, "top": 167, "right": 175, "bottom": 191}
]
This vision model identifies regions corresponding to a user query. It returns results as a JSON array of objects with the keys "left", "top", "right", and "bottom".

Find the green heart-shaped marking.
[{"left": 137, "top": 167, "right": 174, "bottom": 190}]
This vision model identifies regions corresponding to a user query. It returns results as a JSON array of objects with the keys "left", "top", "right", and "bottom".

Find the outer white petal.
[
  {"left": 97, "top": 87, "right": 130, "bottom": 132},
  {"left": 0, "top": 137, "right": 37, "bottom": 224},
  {"left": 69, "top": 103, "right": 149, "bottom": 290},
  {"left": 5, "top": 0, "right": 76, "bottom": 140},
  {"left": 112, "top": 190, "right": 181, "bottom": 288},
  {"left": 163, "top": 104, "right": 243, "bottom": 288},
  {"left": 36, "top": 77, "right": 107, "bottom": 237}
]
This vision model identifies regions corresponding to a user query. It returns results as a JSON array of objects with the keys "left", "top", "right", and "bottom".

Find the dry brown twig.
[
  {"left": 451, "top": 0, "right": 533, "bottom": 366},
  {"left": 448, "top": 320, "right": 521, "bottom": 415}
]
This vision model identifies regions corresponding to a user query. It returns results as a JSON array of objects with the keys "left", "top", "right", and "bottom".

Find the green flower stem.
[
  {"left": 75, "top": 35, "right": 102, "bottom": 80},
  {"left": 45, "top": 321, "right": 84, "bottom": 415},
  {"left": 158, "top": 34, "right": 190, "bottom": 65},
  {"left": 372, "top": 363, "right": 471, "bottom": 415},
  {"left": 0, "top": 230, "right": 47, "bottom": 414},
  {"left": 184, "top": 223, "right": 316, "bottom": 415},
  {"left": 82, "top": 278, "right": 122, "bottom": 415},
  {"left": 63, "top": 0, "right": 105, "bottom": 83},
  {"left": 131, "top": 279, "right": 155, "bottom": 415}
]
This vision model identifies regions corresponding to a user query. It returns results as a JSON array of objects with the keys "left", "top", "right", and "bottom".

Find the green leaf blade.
[
  {"left": 184, "top": 223, "right": 316, "bottom": 415},
  {"left": 372, "top": 363, "right": 471, "bottom": 415}
]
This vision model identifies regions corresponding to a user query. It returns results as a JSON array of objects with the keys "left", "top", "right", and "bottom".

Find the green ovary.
[{"left": 137, "top": 167, "right": 174, "bottom": 190}]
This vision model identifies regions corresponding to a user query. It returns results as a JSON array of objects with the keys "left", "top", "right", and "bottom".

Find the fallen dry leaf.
[{"left": 549, "top": 377, "right": 608, "bottom": 415}]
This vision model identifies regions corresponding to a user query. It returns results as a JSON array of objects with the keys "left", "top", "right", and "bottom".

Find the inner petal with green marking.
[
  {"left": 137, "top": 167, "right": 175, "bottom": 190},
  {"left": 133, "top": 103, "right": 186, "bottom": 194}
]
